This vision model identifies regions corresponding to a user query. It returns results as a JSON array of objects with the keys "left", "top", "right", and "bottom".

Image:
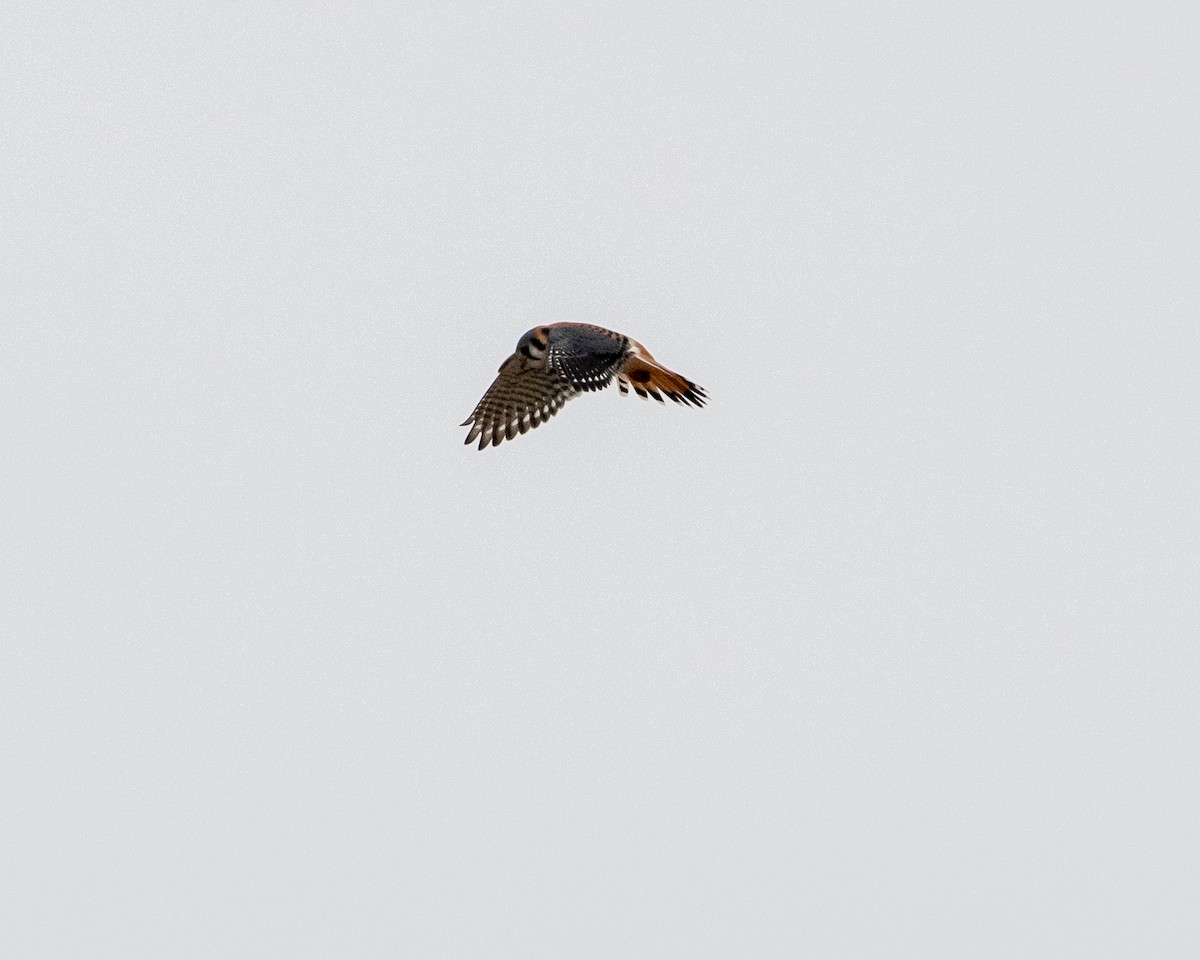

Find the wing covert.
[{"left": 545, "top": 323, "right": 629, "bottom": 392}]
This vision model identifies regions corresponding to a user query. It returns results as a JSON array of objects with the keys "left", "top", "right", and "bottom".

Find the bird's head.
[{"left": 516, "top": 326, "right": 551, "bottom": 361}]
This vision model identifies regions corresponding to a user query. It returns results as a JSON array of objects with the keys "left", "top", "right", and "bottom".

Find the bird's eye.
[{"left": 519, "top": 335, "right": 547, "bottom": 359}]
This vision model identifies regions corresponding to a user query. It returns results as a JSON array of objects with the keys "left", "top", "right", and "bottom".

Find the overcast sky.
[{"left": 3, "top": 2, "right": 1198, "bottom": 957}]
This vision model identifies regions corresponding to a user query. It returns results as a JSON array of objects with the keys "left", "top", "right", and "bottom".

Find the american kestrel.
[{"left": 461, "top": 322, "right": 706, "bottom": 449}]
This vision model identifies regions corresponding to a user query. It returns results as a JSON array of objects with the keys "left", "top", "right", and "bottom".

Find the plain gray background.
[{"left": 3, "top": 1, "right": 1198, "bottom": 957}]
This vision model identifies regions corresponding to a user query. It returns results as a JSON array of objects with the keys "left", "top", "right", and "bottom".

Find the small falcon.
[{"left": 461, "top": 322, "right": 706, "bottom": 449}]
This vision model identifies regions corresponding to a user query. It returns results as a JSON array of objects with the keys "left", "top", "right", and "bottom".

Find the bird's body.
[{"left": 461, "top": 322, "right": 706, "bottom": 449}]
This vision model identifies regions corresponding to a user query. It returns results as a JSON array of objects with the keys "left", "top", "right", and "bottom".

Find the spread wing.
[
  {"left": 545, "top": 323, "right": 629, "bottom": 393},
  {"left": 460, "top": 356, "right": 578, "bottom": 449}
]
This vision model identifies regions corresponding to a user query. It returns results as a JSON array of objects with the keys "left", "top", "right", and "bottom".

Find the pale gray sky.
[{"left": 3, "top": 2, "right": 1198, "bottom": 957}]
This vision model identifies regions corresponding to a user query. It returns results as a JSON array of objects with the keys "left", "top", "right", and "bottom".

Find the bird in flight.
[{"left": 461, "top": 322, "right": 706, "bottom": 449}]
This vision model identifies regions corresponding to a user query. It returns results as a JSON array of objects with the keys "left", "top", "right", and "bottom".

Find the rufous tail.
[{"left": 617, "top": 350, "right": 706, "bottom": 406}]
